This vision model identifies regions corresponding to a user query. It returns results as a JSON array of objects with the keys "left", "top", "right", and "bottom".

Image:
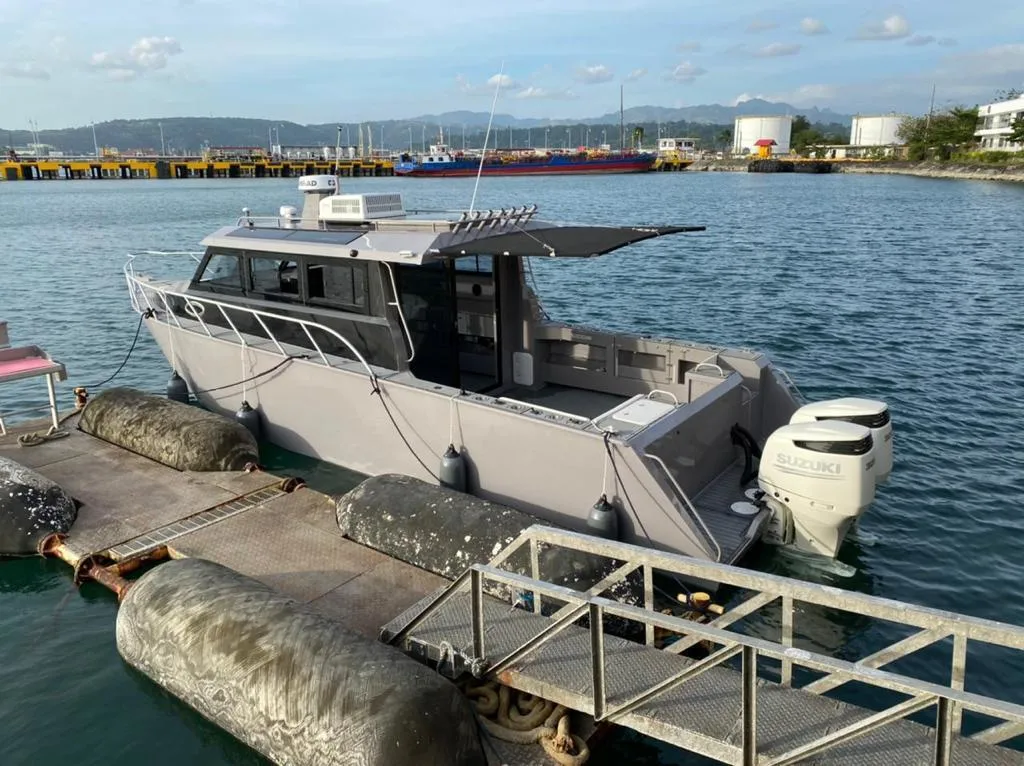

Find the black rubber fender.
[
  {"left": 116, "top": 557, "right": 485, "bottom": 766},
  {"left": 78, "top": 387, "right": 258, "bottom": 471},
  {"left": 0, "top": 456, "right": 77, "bottom": 556}
]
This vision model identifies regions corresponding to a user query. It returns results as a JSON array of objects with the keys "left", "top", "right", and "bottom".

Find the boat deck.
[{"left": 694, "top": 463, "right": 769, "bottom": 565}]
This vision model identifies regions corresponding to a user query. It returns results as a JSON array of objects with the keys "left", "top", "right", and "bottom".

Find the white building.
[
  {"left": 733, "top": 116, "right": 792, "bottom": 155},
  {"left": 849, "top": 114, "right": 906, "bottom": 146},
  {"left": 657, "top": 137, "right": 697, "bottom": 156},
  {"left": 975, "top": 96, "right": 1024, "bottom": 151}
]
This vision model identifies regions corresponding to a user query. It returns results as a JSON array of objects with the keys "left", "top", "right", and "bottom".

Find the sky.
[{"left": 0, "top": 0, "right": 1022, "bottom": 129}]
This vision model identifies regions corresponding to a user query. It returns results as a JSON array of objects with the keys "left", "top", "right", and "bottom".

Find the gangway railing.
[
  {"left": 123, "top": 253, "right": 379, "bottom": 386},
  {"left": 385, "top": 525, "right": 1024, "bottom": 765}
]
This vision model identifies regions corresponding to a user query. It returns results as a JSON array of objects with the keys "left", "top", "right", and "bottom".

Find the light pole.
[
  {"left": 602, "top": 129, "right": 607, "bottom": 146},
  {"left": 586, "top": 127, "right": 590, "bottom": 147},
  {"left": 408, "top": 126, "right": 413, "bottom": 152},
  {"left": 566, "top": 127, "right": 571, "bottom": 148},
  {"left": 544, "top": 128, "right": 549, "bottom": 150},
  {"left": 421, "top": 124, "right": 426, "bottom": 152}
]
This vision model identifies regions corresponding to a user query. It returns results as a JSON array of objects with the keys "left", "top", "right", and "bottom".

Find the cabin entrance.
[{"left": 393, "top": 256, "right": 501, "bottom": 392}]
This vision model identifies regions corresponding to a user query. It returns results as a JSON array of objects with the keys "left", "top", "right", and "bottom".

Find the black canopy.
[{"left": 432, "top": 224, "right": 705, "bottom": 258}]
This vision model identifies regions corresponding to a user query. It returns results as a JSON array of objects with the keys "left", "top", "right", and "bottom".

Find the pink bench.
[{"left": 0, "top": 344, "right": 68, "bottom": 435}]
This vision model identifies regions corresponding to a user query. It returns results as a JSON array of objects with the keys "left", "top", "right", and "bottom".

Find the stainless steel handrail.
[
  {"left": 124, "top": 261, "right": 379, "bottom": 386},
  {"left": 381, "top": 262, "right": 416, "bottom": 363},
  {"left": 643, "top": 451, "right": 722, "bottom": 562}
]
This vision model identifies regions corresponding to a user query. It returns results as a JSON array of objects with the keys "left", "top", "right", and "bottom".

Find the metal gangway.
[{"left": 382, "top": 526, "right": 1024, "bottom": 765}]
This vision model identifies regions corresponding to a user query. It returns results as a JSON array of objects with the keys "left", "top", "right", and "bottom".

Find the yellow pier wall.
[{"left": 0, "top": 159, "right": 394, "bottom": 181}]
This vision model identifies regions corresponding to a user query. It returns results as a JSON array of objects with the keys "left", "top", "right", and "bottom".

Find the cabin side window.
[
  {"left": 453, "top": 255, "right": 493, "bottom": 274},
  {"left": 248, "top": 256, "right": 299, "bottom": 300},
  {"left": 196, "top": 252, "right": 243, "bottom": 292},
  {"left": 306, "top": 260, "right": 368, "bottom": 313}
]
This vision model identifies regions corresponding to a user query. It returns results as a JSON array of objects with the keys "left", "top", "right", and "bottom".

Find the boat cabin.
[{"left": 183, "top": 180, "right": 706, "bottom": 408}]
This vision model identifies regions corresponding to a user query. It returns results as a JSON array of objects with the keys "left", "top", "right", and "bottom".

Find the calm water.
[{"left": 1, "top": 173, "right": 1023, "bottom": 765}]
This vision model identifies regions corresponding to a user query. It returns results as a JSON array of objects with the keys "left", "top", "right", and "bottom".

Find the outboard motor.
[
  {"left": 789, "top": 398, "right": 892, "bottom": 484},
  {"left": 757, "top": 420, "right": 875, "bottom": 558}
]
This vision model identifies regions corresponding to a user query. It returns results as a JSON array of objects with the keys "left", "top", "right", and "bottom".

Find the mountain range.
[
  {"left": 409, "top": 99, "right": 853, "bottom": 129},
  {"left": 2, "top": 99, "right": 854, "bottom": 155}
]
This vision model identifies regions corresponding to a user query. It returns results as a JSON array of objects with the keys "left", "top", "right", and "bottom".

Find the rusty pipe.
[
  {"left": 107, "top": 546, "right": 169, "bottom": 576},
  {"left": 37, "top": 533, "right": 80, "bottom": 567},
  {"left": 76, "top": 557, "right": 133, "bottom": 603}
]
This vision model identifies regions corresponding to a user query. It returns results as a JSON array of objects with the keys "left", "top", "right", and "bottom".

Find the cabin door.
[
  {"left": 452, "top": 255, "right": 501, "bottom": 392},
  {"left": 393, "top": 262, "right": 461, "bottom": 388}
]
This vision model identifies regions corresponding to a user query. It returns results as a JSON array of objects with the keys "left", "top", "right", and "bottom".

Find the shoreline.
[
  {"left": 841, "top": 162, "right": 1024, "bottom": 183},
  {"left": 682, "top": 159, "right": 1024, "bottom": 182}
]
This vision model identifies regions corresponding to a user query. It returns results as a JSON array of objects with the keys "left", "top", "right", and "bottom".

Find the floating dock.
[
  {"left": 4, "top": 413, "right": 1024, "bottom": 765},
  {"left": 0, "top": 158, "right": 394, "bottom": 181}
]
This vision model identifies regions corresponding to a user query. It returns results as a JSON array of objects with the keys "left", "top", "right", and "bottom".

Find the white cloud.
[
  {"left": 667, "top": 62, "right": 707, "bottom": 84},
  {"left": 88, "top": 35, "right": 183, "bottom": 79},
  {"left": 0, "top": 62, "right": 50, "bottom": 80},
  {"left": 746, "top": 19, "right": 777, "bottom": 33},
  {"left": 855, "top": 15, "right": 912, "bottom": 41},
  {"left": 456, "top": 72, "right": 520, "bottom": 95},
  {"left": 906, "top": 35, "right": 935, "bottom": 47},
  {"left": 514, "top": 86, "right": 577, "bottom": 100},
  {"left": 624, "top": 67, "right": 647, "bottom": 82},
  {"left": 754, "top": 43, "right": 802, "bottom": 58},
  {"left": 799, "top": 18, "right": 828, "bottom": 36},
  {"left": 574, "top": 64, "right": 614, "bottom": 84},
  {"left": 734, "top": 84, "right": 838, "bottom": 107},
  {"left": 677, "top": 40, "right": 702, "bottom": 52}
]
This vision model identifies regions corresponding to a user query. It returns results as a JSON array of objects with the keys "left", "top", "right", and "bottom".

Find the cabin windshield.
[{"left": 197, "top": 252, "right": 243, "bottom": 293}]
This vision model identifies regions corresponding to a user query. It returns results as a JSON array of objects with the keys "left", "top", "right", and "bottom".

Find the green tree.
[
  {"left": 790, "top": 115, "right": 827, "bottom": 156},
  {"left": 717, "top": 128, "right": 732, "bottom": 151},
  {"left": 897, "top": 106, "right": 978, "bottom": 160},
  {"left": 1010, "top": 116, "right": 1024, "bottom": 146},
  {"left": 995, "top": 88, "right": 1023, "bottom": 102}
]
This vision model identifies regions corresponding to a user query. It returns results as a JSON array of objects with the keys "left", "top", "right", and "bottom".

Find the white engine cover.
[
  {"left": 758, "top": 420, "right": 875, "bottom": 558},
  {"left": 790, "top": 397, "right": 892, "bottom": 484}
]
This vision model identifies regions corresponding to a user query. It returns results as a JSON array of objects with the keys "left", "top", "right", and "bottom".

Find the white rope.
[
  {"left": 449, "top": 393, "right": 457, "bottom": 446},
  {"left": 601, "top": 441, "right": 610, "bottom": 497},
  {"left": 240, "top": 341, "right": 248, "bottom": 401}
]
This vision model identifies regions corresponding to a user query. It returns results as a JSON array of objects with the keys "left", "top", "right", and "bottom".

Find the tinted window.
[
  {"left": 307, "top": 261, "right": 367, "bottom": 312},
  {"left": 453, "top": 255, "right": 493, "bottom": 274},
  {"left": 198, "top": 253, "right": 242, "bottom": 291},
  {"left": 249, "top": 256, "right": 299, "bottom": 298}
]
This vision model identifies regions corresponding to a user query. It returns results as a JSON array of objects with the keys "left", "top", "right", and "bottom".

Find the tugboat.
[{"left": 124, "top": 175, "right": 893, "bottom": 564}]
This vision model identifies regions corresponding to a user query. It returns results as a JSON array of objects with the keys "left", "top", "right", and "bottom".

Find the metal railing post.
[
  {"left": 644, "top": 564, "right": 655, "bottom": 646},
  {"left": 590, "top": 601, "right": 606, "bottom": 721},
  {"left": 934, "top": 697, "right": 953, "bottom": 766},
  {"left": 471, "top": 568, "right": 485, "bottom": 659},
  {"left": 781, "top": 595, "right": 794, "bottom": 686},
  {"left": 742, "top": 645, "right": 758, "bottom": 765},
  {"left": 950, "top": 634, "right": 967, "bottom": 734},
  {"left": 529, "top": 537, "right": 542, "bottom": 614}
]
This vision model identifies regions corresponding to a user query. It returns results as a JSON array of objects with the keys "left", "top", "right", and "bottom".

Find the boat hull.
[
  {"left": 144, "top": 318, "right": 719, "bottom": 562},
  {"left": 395, "top": 156, "right": 656, "bottom": 177}
]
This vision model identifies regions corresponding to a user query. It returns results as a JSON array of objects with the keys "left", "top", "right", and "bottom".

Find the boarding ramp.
[{"left": 383, "top": 526, "right": 1024, "bottom": 765}]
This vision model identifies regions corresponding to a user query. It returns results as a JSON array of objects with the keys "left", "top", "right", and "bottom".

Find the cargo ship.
[{"left": 395, "top": 134, "right": 656, "bottom": 177}]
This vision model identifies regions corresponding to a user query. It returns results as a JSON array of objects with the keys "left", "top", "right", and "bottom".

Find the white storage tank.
[
  {"left": 850, "top": 114, "right": 906, "bottom": 146},
  {"left": 733, "top": 115, "right": 793, "bottom": 155}
]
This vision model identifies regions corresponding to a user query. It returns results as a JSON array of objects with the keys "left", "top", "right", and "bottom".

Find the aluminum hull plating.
[{"left": 144, "top": 318, "right": 722, "bottom": 562}]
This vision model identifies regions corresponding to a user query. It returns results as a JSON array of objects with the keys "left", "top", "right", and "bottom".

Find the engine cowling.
[
  {"left": 789, "top": 398, "right": 892, "bottom": 484},
  {"left": 758, "top": 420, "right": 875, "bottom": 558}
]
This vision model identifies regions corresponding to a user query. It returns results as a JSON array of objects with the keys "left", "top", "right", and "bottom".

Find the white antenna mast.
[{"left": 469, "top": 61, "right": 504, "bottom": 214}]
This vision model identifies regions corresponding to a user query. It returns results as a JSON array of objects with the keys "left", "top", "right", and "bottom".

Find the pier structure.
[
  {"left": 0, "top": 157, "right": 394, "bottom": 181},
  {"left": 3, "top": 412, "right": 1024, "bottom": 765}
]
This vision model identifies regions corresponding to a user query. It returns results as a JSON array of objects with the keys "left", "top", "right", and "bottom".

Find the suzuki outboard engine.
[
  {"left": 789, "top": 398, "right": 892, "bottom": 484},
  {"left": 757, "top": 420, "right": 875, "bottom": 558}
]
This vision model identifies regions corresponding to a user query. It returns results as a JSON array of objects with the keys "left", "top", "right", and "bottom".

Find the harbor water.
[{"left": 1, "top": 173, "right": 1023, "bottom": 764}]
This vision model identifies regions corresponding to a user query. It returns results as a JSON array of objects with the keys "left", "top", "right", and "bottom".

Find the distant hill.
[{"left": 2, "top": 100, "right": 855, "bottom": 156}]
